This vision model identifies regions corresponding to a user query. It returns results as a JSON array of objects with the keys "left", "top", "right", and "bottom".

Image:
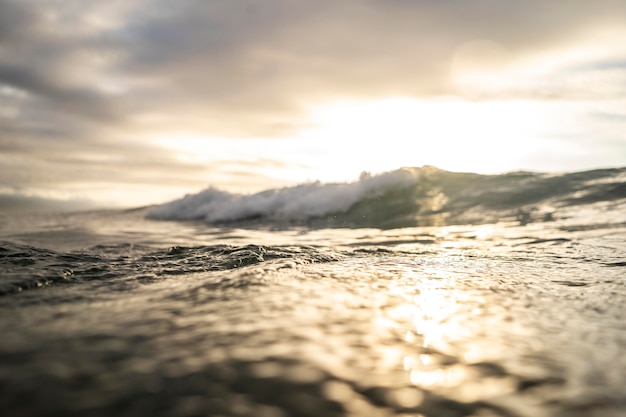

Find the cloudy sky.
[{"left": 1, "top": 0, "right": 626, "bottom": 209}]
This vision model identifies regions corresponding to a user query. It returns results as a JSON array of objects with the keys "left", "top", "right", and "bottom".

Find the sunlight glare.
[
  {"left": 149, "top": 97, "right": 589, "bottom": 196},
  {"left": 300, "top": 98, "right": 552, "bottom": 178}
]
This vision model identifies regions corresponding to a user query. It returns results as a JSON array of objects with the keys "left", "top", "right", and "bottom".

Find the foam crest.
[{"left": 147, "top": 169, "right": 420, "bottom": 223}]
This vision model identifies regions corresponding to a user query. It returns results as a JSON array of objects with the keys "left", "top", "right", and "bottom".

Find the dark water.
[{"left": 1, "top": 167, "right": 625, "bottom": 417}]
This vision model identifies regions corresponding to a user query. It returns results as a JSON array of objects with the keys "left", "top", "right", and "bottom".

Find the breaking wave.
[{"left": 148, "top": 166, "right": 626, "bottom": 229}]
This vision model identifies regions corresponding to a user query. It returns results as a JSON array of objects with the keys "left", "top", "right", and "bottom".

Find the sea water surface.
[{"left": 1, "top": 167, "right": 625, "bottom": 417}]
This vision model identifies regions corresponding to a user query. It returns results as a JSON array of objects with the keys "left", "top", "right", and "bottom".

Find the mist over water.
[{"left": 0, "top": 167, "right": 625, "bottom": 417}]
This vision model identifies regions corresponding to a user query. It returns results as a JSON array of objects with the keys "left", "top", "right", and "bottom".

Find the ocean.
[{"left": 1, "top": 166, "right": 625, "bottom": 417}]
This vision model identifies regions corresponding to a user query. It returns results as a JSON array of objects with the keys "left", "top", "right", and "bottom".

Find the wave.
[
  {"left": 147, "top": 166, "right": 626, "bottom": 229},
  {"left": 148, "top": 169, "right": 421, "bottom": 224},
  {"left": 0, "top": 242, "right": 343, "bottom": 296}
]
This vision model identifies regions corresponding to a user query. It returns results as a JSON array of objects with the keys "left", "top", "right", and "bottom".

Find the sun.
[{"left": 297, "top": 97, "right": 552, "bottom": 179}]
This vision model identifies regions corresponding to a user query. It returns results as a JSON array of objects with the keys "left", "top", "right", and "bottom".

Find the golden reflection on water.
[
  {"left": 385, "top": 283, "right": 471, "bottom": 351},
  {"left": 375, "top": 264, "right": 519, "bottom": 402}
]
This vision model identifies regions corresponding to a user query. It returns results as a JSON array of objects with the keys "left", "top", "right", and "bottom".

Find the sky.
[{"left": 1, "top": 0, "right": 626, "bottom": 210}]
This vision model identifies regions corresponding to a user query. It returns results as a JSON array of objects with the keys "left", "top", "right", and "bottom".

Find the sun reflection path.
[{"left": 368, "top": 257, "right": 533, "bottom": 405}]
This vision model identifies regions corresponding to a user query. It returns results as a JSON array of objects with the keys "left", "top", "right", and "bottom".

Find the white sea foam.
[{"left": 147, "top": 168, "right": 420, "bottom": 222}]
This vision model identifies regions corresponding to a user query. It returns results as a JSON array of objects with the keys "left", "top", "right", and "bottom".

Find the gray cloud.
[
  {"left": 114, "top": 0, "right": 626, "bottom": 127},
  {"left": 4, "top": 0, "right": 626, "bottom": 132},
  {"left": 0, "top": 193, "right": 101, "bottom": 213},
  {"left": 0, "top": 65, "right": 124, "bottom": 123},
  {"left": 0, "top": 0, "right": 40, "bottom": 43}
]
